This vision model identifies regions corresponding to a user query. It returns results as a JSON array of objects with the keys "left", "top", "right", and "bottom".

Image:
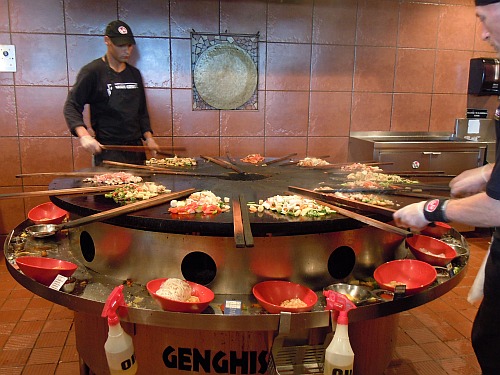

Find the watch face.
[{"left": 425, "top": 199, "right": 440, "bottom": 213}]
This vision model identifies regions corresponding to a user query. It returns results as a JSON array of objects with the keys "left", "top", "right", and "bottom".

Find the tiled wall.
[{"left": 0, "top": 0, "right": 498, "bottom": 236}]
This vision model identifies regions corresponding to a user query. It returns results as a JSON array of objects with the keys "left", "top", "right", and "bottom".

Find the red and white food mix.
[
  {"left": 169, "top": 190, "right": 230, "bottom": 215},
  {"left": 240, "top": 154, "right": 265, "bottom": 164},
  {"left": 83, "top": 172, "right": 143, "bottom": 185}
]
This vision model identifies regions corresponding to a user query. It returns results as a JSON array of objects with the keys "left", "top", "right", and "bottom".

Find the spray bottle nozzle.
[
  {"left": 323, "top": 290, "right": 357, "bottom": 325},
  {"left": 101, "top": 285, "right": 128, "bottom": 326}
]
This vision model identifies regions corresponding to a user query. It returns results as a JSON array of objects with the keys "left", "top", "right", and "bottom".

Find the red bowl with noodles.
[
  {"left": 15, "top": 256, "right": 77, "bottom": 286},
  {"left": 28, "top": 202, "right": 68, "bottom": 225},
  {"left": 252, "top": 280, "right": 318, "bottom": 313},
  {"left": 147, "top": 278, "right": 214, "bottom": 313},
  {"left": 374, "top": 259, "right": 437, "bottom": 295},
  {"left": 406, "top": 234, "right": 457, "bottom": 267}
]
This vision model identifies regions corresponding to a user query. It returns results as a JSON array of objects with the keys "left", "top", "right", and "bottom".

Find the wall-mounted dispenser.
[{"left": 468, "top": 58, "right": 500, "bottom": 96}]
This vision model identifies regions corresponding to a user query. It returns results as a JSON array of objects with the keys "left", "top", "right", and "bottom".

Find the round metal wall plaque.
[{"left": 194, "top": 44, "right": 257, "bottom": 110}]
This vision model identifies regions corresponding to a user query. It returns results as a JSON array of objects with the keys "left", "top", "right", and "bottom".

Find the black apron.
[{"left": 94, "top": 56, "right": 146, "bottom": 166}]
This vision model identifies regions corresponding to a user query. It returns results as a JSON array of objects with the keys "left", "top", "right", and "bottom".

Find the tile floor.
[{"left": 0, "top": 232, "right": 490, "bottom": 375}]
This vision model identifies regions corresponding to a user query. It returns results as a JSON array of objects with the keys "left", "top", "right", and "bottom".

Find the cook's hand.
[
  {"left": 79, "top": 135, "right": 102, "bottom": 154},
  {"left": 393, "top": 201, "right": 430, "bottom": 231},
  {"left": 449, "top": 165, "right": 489, "bottom": 198},
  {"left": 144, "top": 137, "right": 160, "bottom": 157}
]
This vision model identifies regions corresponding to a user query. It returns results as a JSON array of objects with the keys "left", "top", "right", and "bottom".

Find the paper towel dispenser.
[{"left": 468, "top": 58, "right": 500, "bottom": 95}]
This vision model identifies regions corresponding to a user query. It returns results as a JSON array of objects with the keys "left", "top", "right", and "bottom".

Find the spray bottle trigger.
[{"left": 101, "top": 285, "right": 128, "bottom": 322}]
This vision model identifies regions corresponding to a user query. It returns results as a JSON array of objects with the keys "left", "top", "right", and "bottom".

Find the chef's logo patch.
[
  {"left": 425, "top": 199, "right": 439, "bottom": 213},
  {"left": 118, "top": 26, "right": 128, "bottom": 35}
]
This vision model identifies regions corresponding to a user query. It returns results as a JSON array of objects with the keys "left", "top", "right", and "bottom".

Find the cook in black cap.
[
  {"left": 105, "top": 20, "right": 136, "bottom": 46},
  {"left": 64, "top": 20, "right": 159, "bottom": 166},
  {"left": 394, "top": 1, "right": 500, "bottom": 374}
]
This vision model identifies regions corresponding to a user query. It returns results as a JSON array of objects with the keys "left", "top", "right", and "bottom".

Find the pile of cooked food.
[
  {"left": 280, "top": 298, "right": 307, "bottom": 308},
  {"left": 342, "top": 170, "right": 418, "bottom": 189},
  {"left": 332, "top": 191, "right": 395, "bottom": 206},
  {"left": 248, "top": 194, "right": 335, "bottom": 217},
  {"left": 340, "top": 163, "right": 383, "bottom": 172},
  {"left": 297, "top": 157, "right": 330, "bottom": 167},
  {"left": 145, "top": 156, "right": 197, "bottom": 167},
  {"left": 156, "top": 278, "right": 199, "bottom": 303},
  {"left": 240, "top": 154, "right": 265, "bottom": 164},
  {"left": 168, "top": 190, "right": 230, "bottom": 215},
  {"left": 104, "top": 182, "right": 171, "bottom": 204},
  {"left": 83, "top": 172, "right": 143, "bottom": 185}
]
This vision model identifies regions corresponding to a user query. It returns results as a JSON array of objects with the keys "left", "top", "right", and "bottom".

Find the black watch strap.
[{"left": 423, "top": 199, "right": 450, "bottom": 223}]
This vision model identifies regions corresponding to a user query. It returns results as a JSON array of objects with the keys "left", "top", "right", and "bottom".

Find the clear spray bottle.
[
  {"left": 101, "top": 285, "right": 138, "bottom": 375},
  {"left": 323, "top": 290, "right": 357, "bottom": 375}
]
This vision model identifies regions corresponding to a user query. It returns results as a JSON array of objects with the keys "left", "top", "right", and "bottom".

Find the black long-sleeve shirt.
[{"left": 64, "top": 58, "right": 152, "bottom": 145}]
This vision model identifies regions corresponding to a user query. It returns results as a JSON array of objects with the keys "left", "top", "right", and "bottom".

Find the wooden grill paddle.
[
  {"left": 261, "top": 153, "right": 298, "bottom": 167},
  {"left": 102, "top": 160, "right": 225, "bottom": 178},
  {"left": 232, "top": 194, "right": 254, "bottom": 248},
  {"left": 16, "top": 171, "right": 152, "bottom": 178},
  {"left": 0, "top": 185, "right": 119, "bottom": 200},
  {"left": 200, "top": 155, "right": 245, "bottom": 174},
  {"left": 101, "top": 145, "right": 186, "bottom": 154},
  {"left": 25, "top": 188, "right": 196, "bottom": 237},
  {"left": 287, "top": 187, "right": 410, "bottom": 237}
]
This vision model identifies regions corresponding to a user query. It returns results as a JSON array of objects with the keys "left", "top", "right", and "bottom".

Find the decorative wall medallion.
[{"left": 191, "top": 32, "right": 259, "bottom": 110}]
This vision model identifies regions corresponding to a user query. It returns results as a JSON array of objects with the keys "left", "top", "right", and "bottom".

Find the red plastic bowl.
[
  {"left": 252, "top": 280, "right": 318, "bottom": 313},
  {"left": 16, "top": 256, "right": 77, "bottom": 286},
  {"left": 374, "top": 259, "right": 437, "bottom": 295},
  {"left": 406, "top": 234, "right": 457, "bottom": 267},
  {"left": 420, "top": 222, "right": 452, "bottom": 239},
  {"left": 147, "top": 278, "right": 214, "bottom": 313},
  {"left": 28, "top": 202, "right": 68, "bottom": 225}
]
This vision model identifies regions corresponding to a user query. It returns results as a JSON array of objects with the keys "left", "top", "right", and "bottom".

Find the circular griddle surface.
[{"left": 49, "top": 160, "right": 401, "bottom": 236}]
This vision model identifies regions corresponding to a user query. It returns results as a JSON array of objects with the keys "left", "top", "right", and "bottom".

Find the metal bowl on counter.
[{"left": 323, "top": 283, "right": 382, "bottom": 306}]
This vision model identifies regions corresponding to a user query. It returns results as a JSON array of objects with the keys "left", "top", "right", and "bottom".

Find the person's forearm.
[
  {"left": 75, "top": 126, "right": 91, "bottom": 138},
  {"left": 143, "top": 131, "right": 154, "bottom": 140},
  {"left": 446, "top": 192, "right": 500, "bottom": 227}
]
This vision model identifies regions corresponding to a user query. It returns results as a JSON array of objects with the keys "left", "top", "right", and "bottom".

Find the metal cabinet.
[{"left": 348, "top": 132, "right": 488, "bottom": 177}]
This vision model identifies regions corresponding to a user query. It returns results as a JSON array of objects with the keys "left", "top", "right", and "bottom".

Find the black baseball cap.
[
  {"left": 476, "top": 0, "right": 500, "bottom": 5},
  {"left": 105, "top": 20, "right": 136, "bottom": 45}
]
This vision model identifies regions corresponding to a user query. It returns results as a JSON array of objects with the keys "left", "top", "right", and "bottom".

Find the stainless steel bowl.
[
  {"left": 25, "top": 224, "right": 60, "bottom": 238},
  {"left": 323, "top": 283, "right": 381, "bottom": 305}
]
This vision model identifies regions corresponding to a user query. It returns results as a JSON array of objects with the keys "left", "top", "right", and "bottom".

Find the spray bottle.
[
  {"left": 323, "top": 290, "right": 357, "bottom": 375},
  {"left": 101, "top": 285, "right": 138, "bottom": 375}
]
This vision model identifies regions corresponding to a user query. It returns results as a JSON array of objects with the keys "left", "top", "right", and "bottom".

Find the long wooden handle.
[
  {"left": 288, "top": 186, "right": 396, "bottom": 217},
  {"left": 201, "top": 155, "right": 245, "bottom": 174},
  {"left": 60, "top": 188, "right": 196, "bottom": 230},
  {"left": 102, "top": 160, "right": 225, "bottom": 178},
  {"left": 0, "top": 185, "right": 119, "bottom": 200},
  {"left": 288, "top": 187, "right": 410, "bottom": 237},
  {"left": 239, "top": 194, "right": 254, "bottom": 247},
  {"left": 232, "top": 199, "right": 246, "bottom": 248},
  {"left": 261, "top": 153, "right": 298, "bottom": 166},
  {"left": 101, "top": 145, "right": 186, "bottom": 152}
]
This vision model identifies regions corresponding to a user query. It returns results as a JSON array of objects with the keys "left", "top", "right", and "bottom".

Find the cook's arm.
[
  {"left": 74, "top": 126, "right": 102, "bottom": 154},
  {"left": 449, "top": 164, "right": 494, "bottom": 197}
]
